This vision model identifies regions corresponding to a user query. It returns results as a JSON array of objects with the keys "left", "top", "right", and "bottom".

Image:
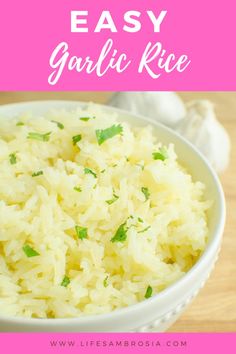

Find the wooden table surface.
[{"left": 0, "top": 92, "right": 235, "bottom": 332}]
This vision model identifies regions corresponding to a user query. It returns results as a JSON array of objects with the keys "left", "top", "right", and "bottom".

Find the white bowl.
[{"left": 0, "top": 101, "right": 226, "bottom": 332}]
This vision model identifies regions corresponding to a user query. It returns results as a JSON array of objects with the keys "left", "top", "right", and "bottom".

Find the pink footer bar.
[{"left": 0, "top": 333, "right": 236, "bottom": 354}]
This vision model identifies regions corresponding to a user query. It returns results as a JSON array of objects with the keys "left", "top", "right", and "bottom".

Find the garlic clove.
[
  {"left": 109, "top": 93, "right": 230, "bottom": 173},
  {"left": 109, "top": 92, "right": 186, "bottom": 127},
  {"left": 176, "top": 100, "right": 231, "bottom": 173}
]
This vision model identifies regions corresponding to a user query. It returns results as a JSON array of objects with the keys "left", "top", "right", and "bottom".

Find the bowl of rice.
[{"left": 0, "top": 101, "right": 225, "bottom": 332}]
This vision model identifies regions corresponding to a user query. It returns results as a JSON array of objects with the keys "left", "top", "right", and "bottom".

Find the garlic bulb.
[
  {"left": 108, "top": 93, "right": 230, "bottom": 173},
  {"left": 176, "top": 100, "right": 230, "bottom": 173},
  {"left": 109, "top": 92, "right": 186, "bottom": 127}
]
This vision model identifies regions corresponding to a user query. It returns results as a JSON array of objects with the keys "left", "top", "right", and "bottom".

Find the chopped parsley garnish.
[
  {"left": 103, "top": 276, "right": 109, "bottom": 288},
  {"left": 16, "top": 121, "right": 24, "bottom": 126},
  {"left": 141, "top": 187, "right": 150, "bottom": 201},
  {"left": 106, "top": 193, "right": 119, "bottom": 205},
  {"left": 9, "top": 153, "right": 17, "bottom": 165},
  {"left": 96, "top": 124, "right": 123, "bottom": 145},
  {"left": 111, "top": 222, "right": 128, "bottom": 243},
  {"left": 74, "top": 186, "right": 82, "bottom": 192},
  {"left": 138, "top": 226, "right": 151, "bottom": 233},
  {"left": 61, "top": 275, "right": 70, "bottom": 287},
  {"left": 145, "top": 285, "right": 153, "bottom": 299},
  {"left": 23, "top": 244, "right": 40, "bottom": 258},
  {"left": 152, "top": 147, "right": 168, "bottom": 161},
  {"left": 27, "top": 131, "right": 51, "bottom": 142},
  {"left": 84, "top": 168, "right": 97, "bottom": 178},
  {"left": 32, "top": 170, "right": 43, "bottom": 177},
  {"left": 138, "top": 217, "right": 144, "bottom": 223},
  {"left": 100, "top": 169, "right": 106, "bottom": 174},
  {"left": 75, "top": 225, "right": 88, "bottom": 240},
  {"left": 80, "top": 116, "right": 95, "bottom": 122},
  {"left": 72, "top": 134, "right": 82, "bottom": 145},
  {"left": 51, "top": 120, "right": 64, "bottom": 129}
]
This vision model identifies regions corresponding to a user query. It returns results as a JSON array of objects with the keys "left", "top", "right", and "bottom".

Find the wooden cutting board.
[{"left": 0, "top": 92, "right": 235, "bottom": 332}]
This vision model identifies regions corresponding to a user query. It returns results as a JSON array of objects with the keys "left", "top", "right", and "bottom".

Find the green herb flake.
[
  {"left": 32, "top": 170, "right": 43, "bottom": 177},
  {"left": 16, "top": 121, "right": 24, "bottom": 126},
  {"left": 152, "top": 147, "right": 168, "bottom": 161},
  {"left": 84, "top": 168, "right": 97, "bottom": 178},
  {"left": 138, "top": 226, "right": 151, "bottom": 234},
  {"left": 74, "top": 186, "right": 82, "bottom": 192},
  {"left": 27, "top": 131, "right": 51, "bottom": 142},
  {"left": 141, "top": 187, "right": 150, "bottom": 202},
  {"left": 103, "top": 276, "right": 109, "bottom": 288},
  {"left": 145, "top": 285, "right": 153, "bottom": 299},
  {"left": 75, "top": 225, "right": 88, "bottom": 240},
  {"left": 138, "top": 217, "right": 144, "bottom": 223},
  {"left": 106, "top": 193, "right": 119, "bottom": 205},
  {"left": 96, "top": 124, "right": 123, "bottom": 145},
  {"left": 80, "top": 116, "right": 95, "bottom": 122},
  {"left": 23, "top": 244, "right": 40, "bottom": 258},
  {"left": 100, "top": 169, "right": 106, "bottom": 174},
  {"left": 51, "top": 120, "right": 64, "bottom": 130},
  {"left": 61, "top": 275, "right": 70, "bottom": 287},
  {"left": 72, "top": 134, "right": 82, "bottom": 145},
  {"left": 111, "top": 222, "right": 128, "bottom": 243},
  {"left": 9, "top": 153, "right": 17, "bottom": 165}
]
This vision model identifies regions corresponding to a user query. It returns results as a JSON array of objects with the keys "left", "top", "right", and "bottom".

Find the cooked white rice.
[{"left": 0, "top": 104, "right": 210, "bottom": 318}]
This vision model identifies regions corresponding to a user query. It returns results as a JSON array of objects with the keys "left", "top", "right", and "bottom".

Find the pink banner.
[
  {"left": 0, "top": 333, "right": 236, "bottom": 354},
  {"left": 0, "top": 0, "right": 235, "bottom": 90}
]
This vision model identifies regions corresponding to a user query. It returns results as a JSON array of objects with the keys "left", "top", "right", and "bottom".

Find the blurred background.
[{"left": 0, "top": 92, "right": 235, "bottom": 332}]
